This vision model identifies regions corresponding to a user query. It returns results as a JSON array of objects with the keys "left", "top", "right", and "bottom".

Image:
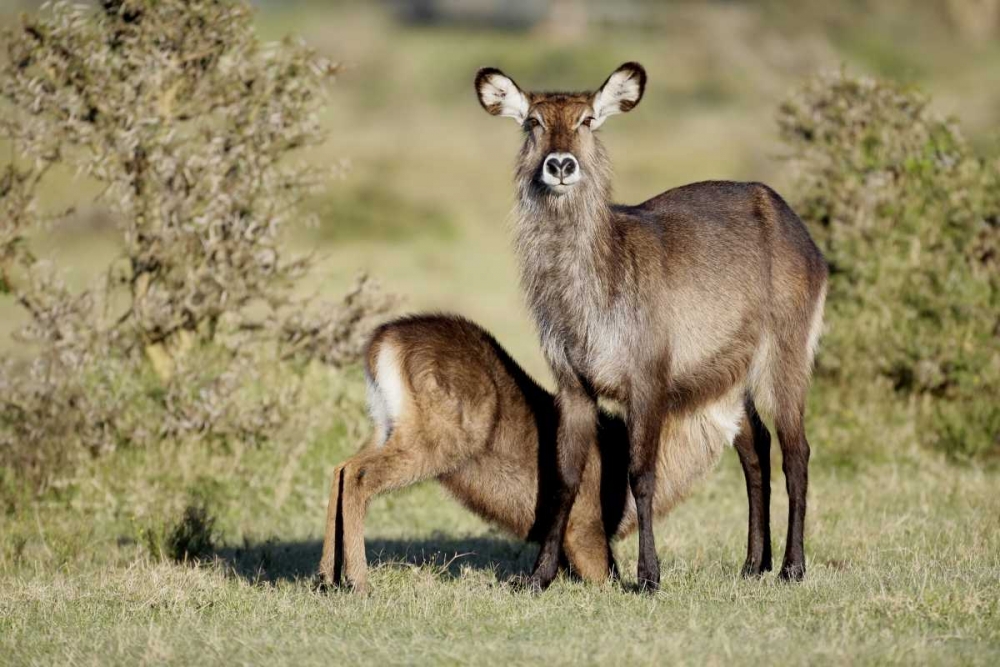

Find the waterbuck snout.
[
  {"left": 542, "top": 153, "right": 579, "bottom": 190},
  {"left": 474, "top": 63, "right": 645, "bottom": 197}
]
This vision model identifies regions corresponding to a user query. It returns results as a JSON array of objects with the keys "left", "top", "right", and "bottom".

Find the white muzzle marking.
[{"left": 541, "top": 152, "right": 581, "bottom": 193}]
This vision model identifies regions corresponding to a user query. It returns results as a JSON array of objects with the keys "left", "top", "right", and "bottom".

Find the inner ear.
[
  {"left": 475, "top": 67, "right": 530, "bottom": 124},
  {"left": 591, "top": 62, "right": 646, "bottom": 127}
]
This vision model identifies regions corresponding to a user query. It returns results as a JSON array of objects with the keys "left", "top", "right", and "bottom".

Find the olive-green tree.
[
  {"left": 779, "top": 71, "right": 999, "bottom": 458},
  {"left": 0, "top": 0, "right": 394, "bottom": 492}
]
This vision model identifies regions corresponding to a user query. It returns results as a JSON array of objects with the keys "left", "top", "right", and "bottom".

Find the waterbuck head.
[{"left": 475, "top": 62, "right": 646, "bottom": 201}]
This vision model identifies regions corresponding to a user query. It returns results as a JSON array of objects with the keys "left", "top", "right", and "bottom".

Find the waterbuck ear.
[
  {"left": 590, "top": 62, "right": 646, "bottom": 129},
  {"left": 475, "top": 67, "right": 530, "bottom": 124}
]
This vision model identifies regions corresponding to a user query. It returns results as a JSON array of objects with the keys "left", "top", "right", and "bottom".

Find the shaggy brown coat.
[{"left": 475, "top": 62, "right": 828, "bottom": 589}]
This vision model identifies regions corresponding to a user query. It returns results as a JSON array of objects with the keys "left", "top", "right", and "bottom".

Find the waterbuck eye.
[
  {"left": 524, "top": 117, "right": 540, "bottom": 131},
  {"left": 581, "top": 116, "right": 596, "bottom": 128}
]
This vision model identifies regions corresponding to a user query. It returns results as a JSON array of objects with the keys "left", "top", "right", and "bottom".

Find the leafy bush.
[
  {"left": 0, "top": 0, "right": 396, "bottom": 495},
  {"left": 165, "top": 502, "right": 218, "bottom": 563},
  {"left": 779, "top": 71, "right": 1000, "bottom": 459},
  {"left": 138, "top": 500, "right": 217, "bottom": 563}
]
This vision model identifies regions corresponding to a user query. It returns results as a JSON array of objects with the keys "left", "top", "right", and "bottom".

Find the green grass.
[{"left": 2, "top": 371, "right": 998, "bottom": 665}]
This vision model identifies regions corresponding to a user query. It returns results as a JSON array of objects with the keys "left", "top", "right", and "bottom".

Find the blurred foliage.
[
  {"left": 780, "top": 72, "right": 1000, "bottom": 460},
  {"left": 137, "top": 498, "right": 218, "bottom": 563},
  {"left": 164, "top": 502, "right": 218, "bottom": 563},
  {"left": 1, "top": 0, "right": 997, "bottom": 502},
  {"left": 0, "top": 0, "right": 397, "bottom": 496},
  {"left": 307, "top": 181, "right": 454, "bottom": 242}
]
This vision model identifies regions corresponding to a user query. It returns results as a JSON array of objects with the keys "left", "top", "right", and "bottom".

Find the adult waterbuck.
[
  {"left": 318, "top": 314, "right": 766, "bottom": 593},
  {"left": 475, "top": 62, "right": 828, "bottom": 590}
]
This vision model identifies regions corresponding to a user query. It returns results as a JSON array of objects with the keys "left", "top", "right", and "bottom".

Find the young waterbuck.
[
  {"left": 317, "top": 315, "right": 768, "bottom": 593},
  {"left": 475, "top": 62, "right": 828, "bottom": 590}
]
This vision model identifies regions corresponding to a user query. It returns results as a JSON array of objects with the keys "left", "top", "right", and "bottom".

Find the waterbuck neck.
[{"left": 513, "top": 170, "right": 616, "bottom": 277}]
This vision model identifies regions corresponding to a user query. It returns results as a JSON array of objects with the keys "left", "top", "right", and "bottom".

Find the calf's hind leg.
[
  {"left": 563, "top": 515, "right": 615, "bottom": 585},
  {"left": 318, "top": 462, "right": 349, "bottom": 588},
  {"left": 318, "top": 439, "right": 447, "bottom": 593}
]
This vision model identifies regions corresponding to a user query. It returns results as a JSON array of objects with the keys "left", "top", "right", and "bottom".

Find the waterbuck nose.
[{"left": 544, "top": 154, "right": 578, "bottom": 181}]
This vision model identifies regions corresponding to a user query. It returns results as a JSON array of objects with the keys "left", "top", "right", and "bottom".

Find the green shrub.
[
  {"left": 0, "top": 1, "right": 396, "bottom": 495},
  {"left": 138, "top": 500, "right": 217, "bottom": 563},
  {"left": 779, "top": 71, "right": 1000, "bottom": 459},
  {"left": 165, "top": 503, "right": 218, "bottom": 563}
]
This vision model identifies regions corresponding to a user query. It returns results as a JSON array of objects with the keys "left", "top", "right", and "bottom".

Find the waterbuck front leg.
[
  {"left": 627, "top": 386, "right": 668, "bottom": 592},
  {"left": 733, "top": 401, "right": 773, "bottom": 577},
  {"left": 528, "top": 381, "right": 598, "bottom": 591}
]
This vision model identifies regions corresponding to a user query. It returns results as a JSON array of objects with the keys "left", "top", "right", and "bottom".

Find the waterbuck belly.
[{"left": 613, "top": 387, "right": 742, "bottom": 538}]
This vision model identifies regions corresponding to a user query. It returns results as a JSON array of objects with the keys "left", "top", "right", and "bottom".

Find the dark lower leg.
[
  {"left": 631, "top": 467, "right": 659, "bottom": 590},
  {"left": 733, "top": 406, "right": 772, "bottom": 577},
  {"left": 777, "top": 417, "right": 809, "bottom": 581},
  {"left": 628, "top": 401, "right": 664, "bottom": 592},
  {"left": 558, "top": 551, "right": 571, "bottom": 575},
  {"left": 530, "top": 507, "right": 572, "bottom": 589},
  {"left": 529, "top": 389, "right": 597, "bottom": 590}
]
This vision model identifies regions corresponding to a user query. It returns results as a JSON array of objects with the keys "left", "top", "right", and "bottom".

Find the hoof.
[
  {"left": 741, "top": 556, "right": 773, "bottom": 579},
  {"left": 505, "top": 574, "right": 539, "bottom": 594},
  {"left": 526, "top": 573, "right": 552, "bottom": 593},
  {"left": 778, "top": 561, "right": 806, "bottom": 582},
  {"left": 526, "top": 558, "right": 559, "bottom": 593},
  {"left": 636, "top": 561, "right": 660, "bottom": 593},
  {"left": 635, "top": 577, "right": 660, "bottom": 593},
  {"left": 312, "top": 572, "right": 369, "bottom": 594}
]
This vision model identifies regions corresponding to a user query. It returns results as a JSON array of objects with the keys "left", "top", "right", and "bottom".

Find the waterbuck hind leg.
[
  {"left": 528, "top": 387, "right": 599, "bottom": 591},
  {"left": 776, "top": 409, "right": 810, "bottom": 582},
  {"left": 734, "top": 401, "right": 773, "bottom": 578},
  {"left": 764, "top": 291, "right": 822, "bottom": 583}
]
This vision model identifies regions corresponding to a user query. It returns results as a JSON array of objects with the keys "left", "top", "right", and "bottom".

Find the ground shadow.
[{"left": 209, "top": 533, "right": 538, "bottom": 585}]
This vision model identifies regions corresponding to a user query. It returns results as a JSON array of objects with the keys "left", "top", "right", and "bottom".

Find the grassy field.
[
  {"left": 2, "top": 373, "right": 998, "bottom": 664},
  {"left": 3, "top": 2, "right": 1000, "bottom": 665}
]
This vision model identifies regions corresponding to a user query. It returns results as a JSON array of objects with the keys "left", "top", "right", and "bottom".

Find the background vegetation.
[{"left": 1, "top": 1, "right": 998, "bottom": 664}]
